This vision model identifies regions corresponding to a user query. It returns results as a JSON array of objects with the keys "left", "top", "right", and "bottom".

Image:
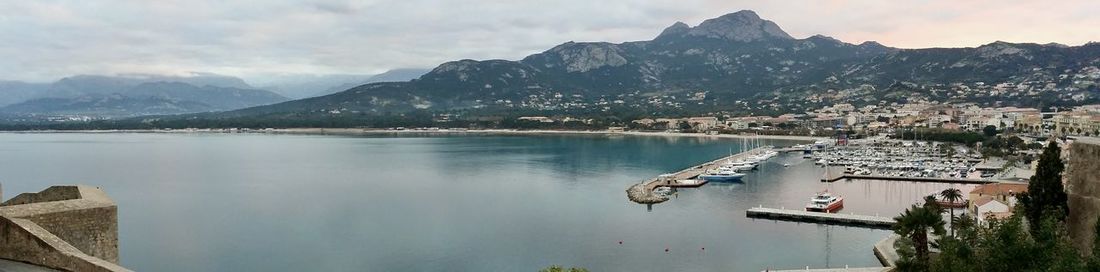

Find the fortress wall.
[
  {"left": 1, "top": 186, "right": 82, "bottom": 207},
  {"left": 1067, "top": 138, "right": 1100, "bottom": 255},
  {"left": 0, "top": 216, "right": 130, "bottom": 272},
  {"left": 17, "top": 204, "right": 120, "bottom": 263},
  {"left": 0, "top": 185, "right": 127, "bottom": 271}
]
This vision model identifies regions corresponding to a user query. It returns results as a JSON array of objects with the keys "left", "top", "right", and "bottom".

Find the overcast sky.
[{"left": 2, "top": 0, "right": 1098, "bottom": 84}]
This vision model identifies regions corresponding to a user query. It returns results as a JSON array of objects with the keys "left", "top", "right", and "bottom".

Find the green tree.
[
  {"left": 1017, "top": 141, "right": 1068, "bottom": 235},
  {"left": 1032, "top": 215, "right": 1085, "bottom": 271},
  {"left": 678, "top": 121, "right": 694, "bottom": 132},
  {"left": 893, "top": 204, "right": 946, "bottom": 268},
  {"left": 539, "top": 265, "right": 588, "bottom": 272},
  {"left": 923, "top": 195, "right": 943, "bottom": 213},
  {"left": 940, "top": 188, "right": 963, "bottom": 236},
  {"left": 1090, "top": 217, "right": 1100, "bottom": 271},
  {"left": 930, "top": 236, "right": 978, "bottom": 272},
  {"left": 976, "top": 216, "right": 1034, "bottom": 272},
  {"left": 952, "top": 215, "right": 977, "bottom": 243},
  {"left": 983, "top": 125, "right": 999, "bottom": 137},
  {"left": 894, "top": 238, "right": 924, "bottom": 272}
]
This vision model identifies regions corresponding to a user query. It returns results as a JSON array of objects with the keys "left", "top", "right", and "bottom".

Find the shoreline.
[{"left": 0, "top": 128, "right": 827, "bottom": 141}]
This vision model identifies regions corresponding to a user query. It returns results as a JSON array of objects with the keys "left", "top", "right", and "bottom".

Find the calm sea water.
[{"left": 0, "top": 133, "right": 973, "bottom": 271}]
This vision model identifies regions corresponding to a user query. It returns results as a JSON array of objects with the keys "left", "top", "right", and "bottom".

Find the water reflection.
[{"left": 0, "top": 133, "right": 942, "bottom": 271}]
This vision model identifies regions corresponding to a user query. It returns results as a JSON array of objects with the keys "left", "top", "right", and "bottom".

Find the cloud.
[{"left": 0, "top": 0, "right": 1097, "bottom": 84}]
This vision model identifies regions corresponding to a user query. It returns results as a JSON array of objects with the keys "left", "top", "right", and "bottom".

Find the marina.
[
  {"left": 809, "top": 137, "right": 1000, "bottom": 181},
  {"left": 627, "top": 146, "right": 777, "bottom": 204}
]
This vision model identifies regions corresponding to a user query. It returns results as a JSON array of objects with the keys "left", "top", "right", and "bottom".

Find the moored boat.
[
  {"left": 698, "top": 169, "right": 746, "bottom": 182},
  {"left": 805, "top": 191, "right": 844, "bottom": 212}
]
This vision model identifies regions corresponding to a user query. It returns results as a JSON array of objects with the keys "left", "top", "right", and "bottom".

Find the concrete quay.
[
  {"left": 821, "top": 174, "right": 996, "bottom": 184},
  {"left": 746, "top": 207, "right": 896, "bottom": 229}
]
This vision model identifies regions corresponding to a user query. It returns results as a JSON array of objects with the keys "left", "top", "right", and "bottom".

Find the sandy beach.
[
  {"left": 263, "top": 128, "right": 827, "bottom": 141},
  {"left": 1, "top": 127, "right": 827, "bottom": 141}
]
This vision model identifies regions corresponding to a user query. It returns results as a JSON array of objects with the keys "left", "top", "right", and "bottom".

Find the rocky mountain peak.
[
  {"left": 542, "top": 42, "right": 629, "bottom": 73},
  {"left": 686, "top": 10, "right": 793, "bottom": 42},
  {"left": 656, "top": 21, "right": 691, "bottom": 39},
  {"left": 976, "top": 41, "right": 1028, "bottom": 58},
  {"left": 859, "top": 41, "right": 887, "bottom": 48}
]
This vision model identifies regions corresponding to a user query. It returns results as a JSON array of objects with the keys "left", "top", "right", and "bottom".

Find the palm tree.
[
  {"left": 940, "top": 188, "right": 964, "bottom": 236},
  {"left": 922, "top": 195, "right": 943, "bottom": 214},
  {"left": 893, "top": 204, "right": 947, "bottom": 266},
  {"left": 952, "top": 214, "right": 977, "bottom": 242}
]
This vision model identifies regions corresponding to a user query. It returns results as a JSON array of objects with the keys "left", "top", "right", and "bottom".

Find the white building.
[{"left": 973, "top": 198, "right": 1011, "bottom": 225}]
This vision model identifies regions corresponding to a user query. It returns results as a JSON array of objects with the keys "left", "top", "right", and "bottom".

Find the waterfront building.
[
  {"left": 725, "top": 120, "right": 749, "bottom": 130},
  {"left": 686, "top": 117, "right": 719, "bottom": 131},
  {"left": 973, "top": 197, "right": 1012, "bottom": 225},
  {"left": 518, "top": 116, "right": 554, "bottom": 123},
  {"left": 968, "top": 183, "right": 1028, "bottom": 224},
  {"left": 1016, "top": 113, "right": 1046, "bottom": 136},
  {"left": 1052, "top": 111, "right": 1100, "bottom": 136}
]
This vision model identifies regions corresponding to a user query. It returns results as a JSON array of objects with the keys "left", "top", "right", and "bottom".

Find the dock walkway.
[
  {"left": 821, "top": 174, "right": 995, "bottom": 184},
  {"left": 746, "top": 207, "right": 896, "bottom": 229},
  {"left": 627, "top": 147, "right": 770, "bottom": 204}
]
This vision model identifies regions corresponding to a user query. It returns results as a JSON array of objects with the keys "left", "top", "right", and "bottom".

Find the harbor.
[
  {"left": 626, "top": 146, "right": 775, "bottom": 204},
  {"left": 628, "top": 136, "right": 1010, "bottom": 205},
  {"left": 622, "top": 136, "right": 1020, "bottom": 270}
]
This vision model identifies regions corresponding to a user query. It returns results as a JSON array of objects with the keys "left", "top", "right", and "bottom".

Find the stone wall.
[
  {"left": 17, "top": 205, "right": 119, "bottom": 263},
  {"left": 1067, "top": 138, "right": 1100, "bottom": 255},
  {"left": 0, "top": 217, "right": 129, "bottom": 272},
  {"left": 1, "top": 186, "right": 83, "bottom": 206},
  {"left": 0, "top": 185, "right": 129, "bottom": 272}
]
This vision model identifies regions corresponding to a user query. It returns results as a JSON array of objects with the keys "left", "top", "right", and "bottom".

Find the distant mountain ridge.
[
  {"left": 169, "top": 10, "right": 1100, "bottom": 121},
  {"left": 256, "top": 69, "right": 430, "bottom": 99},
  {"left": 225, "top": 9, "right": 1051, "bottom": 118},
  {"left": 0, "top": 74, "right": 288, "bottom": 117}
]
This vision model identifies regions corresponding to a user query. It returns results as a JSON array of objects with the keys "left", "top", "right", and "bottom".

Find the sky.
[{"left": 2, "top": 0, "right": 1098, "bottom": 84}]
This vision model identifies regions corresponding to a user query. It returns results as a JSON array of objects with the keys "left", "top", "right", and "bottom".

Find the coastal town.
[{"left": 513, "top": 102, "right": 1100, "bottom": 139}]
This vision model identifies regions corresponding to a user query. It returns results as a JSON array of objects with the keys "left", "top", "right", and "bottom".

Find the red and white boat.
[{"left": 805, "top": 191, "right": 844, "bottom": 213}]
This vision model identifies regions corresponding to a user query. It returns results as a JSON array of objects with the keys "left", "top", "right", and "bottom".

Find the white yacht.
[{"left": 805, "top": 191, "right": 844, "bottom": 212}]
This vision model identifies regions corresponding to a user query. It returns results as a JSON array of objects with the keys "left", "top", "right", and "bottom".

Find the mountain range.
[
  {"left": 258, "top": 68, "right": 430, "bottom": 99},
  {"left": 199, "top": 10, "right": 1099, "bottom": 121},
  {"left": 0, "top": 75, "right": 287, "bottom": 118},
  {"left": 0, "top": 69, "right": 428, "bottom": 118}
]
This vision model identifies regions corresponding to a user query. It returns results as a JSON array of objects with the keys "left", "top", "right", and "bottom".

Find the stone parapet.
[{"left": 0, "top": 185, "right": 130, "bottom": 272}]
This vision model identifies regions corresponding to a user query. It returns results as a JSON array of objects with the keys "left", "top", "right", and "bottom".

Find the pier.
[
  {"left": 627, "top": 147, "right": 770, "bottom": 204},
  {"left": 820, "top": 174, "right": 996, "bottom": 184},
  {"left": 746, "top": 207, "right": 896, "bottom": 229},
  {"left": 774, "top": 146, "right": 808, "bottom": 153}
]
